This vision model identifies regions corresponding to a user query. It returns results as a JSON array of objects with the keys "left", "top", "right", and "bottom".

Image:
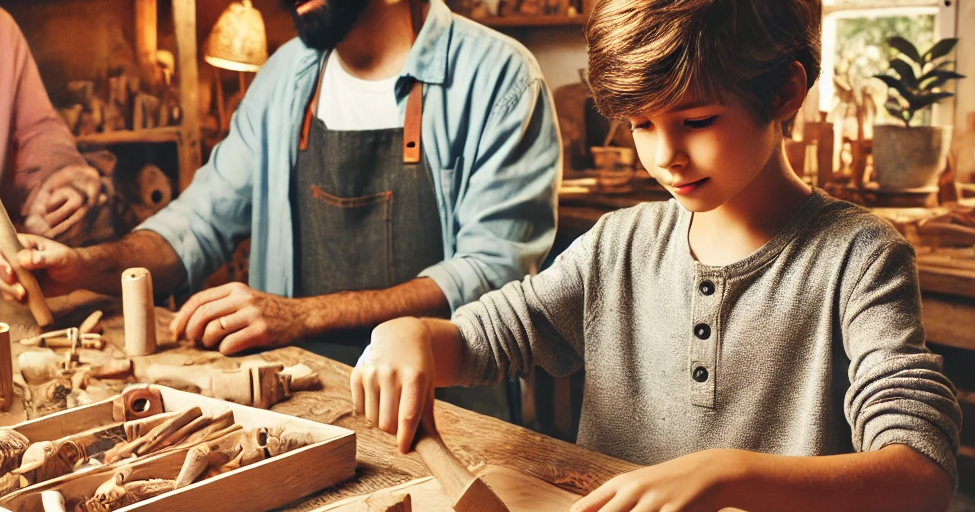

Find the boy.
[{"left": 351, "top": 0, "right": 962, "bottom": 510}]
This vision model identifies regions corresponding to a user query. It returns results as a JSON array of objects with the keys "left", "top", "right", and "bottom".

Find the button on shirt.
[{"left": 138, "top": 0, "right": 561, "bottom": 311}]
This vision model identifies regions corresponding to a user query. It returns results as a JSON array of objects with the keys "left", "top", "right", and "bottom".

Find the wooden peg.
[
  {"left": 122, "top": 267, "right": 156, "bottom": 356},
  {"left": 0, "top": 198, "right": 53, "bottom": 327}
]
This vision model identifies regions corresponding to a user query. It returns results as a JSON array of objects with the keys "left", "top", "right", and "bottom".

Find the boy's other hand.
[
  {"left": 570, "top": 449, "right": 743, "bottom": 512},
  {"left": 351, "top": 317, "right": 436, "bottom": 454},
  {"left": 0, "top": 234, "right": 83, "bottom": 300}
]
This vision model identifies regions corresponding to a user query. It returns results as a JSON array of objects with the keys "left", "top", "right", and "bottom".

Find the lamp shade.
[{"left": 204, "top": 0, "right": 268, "bottom": 72}]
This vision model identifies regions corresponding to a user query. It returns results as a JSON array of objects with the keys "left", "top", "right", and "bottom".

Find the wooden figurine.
[
  {"left": 76, "top": 469, "right": 176, "bottom": 512},
  {"left": 144, "top": 362, "right": 318, "bottom": 409},
  {"left": 11, "top": 439, "right": 86, "bottom": 485},
  {"left": 122, "top": 268, "right": 157, "bottom": 356}
]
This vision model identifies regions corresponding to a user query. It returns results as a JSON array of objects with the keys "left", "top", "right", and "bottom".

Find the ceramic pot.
[{"left": 872, "top": 124, "right": 952, "bottom": 191}]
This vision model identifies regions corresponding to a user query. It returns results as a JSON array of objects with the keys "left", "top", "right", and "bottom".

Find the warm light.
[{"left": 204, "top": 0, "right": 268, "bottom": 73}]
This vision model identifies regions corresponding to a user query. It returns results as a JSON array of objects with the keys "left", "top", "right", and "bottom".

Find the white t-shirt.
[{"left": 316, "top": 51, "right": 401, "bottom": 131}]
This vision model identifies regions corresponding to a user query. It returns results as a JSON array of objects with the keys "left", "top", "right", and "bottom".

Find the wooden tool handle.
[
  {"left": 414, "top": 417, "right": 477, "bottom": 505},
  {"left": 0, "top": 198, "right": 53, "bottom": 327}
]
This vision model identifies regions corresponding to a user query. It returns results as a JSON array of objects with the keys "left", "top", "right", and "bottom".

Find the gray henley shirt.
[{"left": 453, "top": 189, "right": 961, "bottom": 484}]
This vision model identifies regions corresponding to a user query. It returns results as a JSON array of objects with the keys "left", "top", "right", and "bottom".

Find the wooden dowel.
[
  {"left": 0, "top": 324, "right": 12, "bottom": 412},
  {"left": 122, "top": 267, "right": 156, "bottom": 356},
  {"left": 0, "top": 198, "right": 52, "bottom": 327}
]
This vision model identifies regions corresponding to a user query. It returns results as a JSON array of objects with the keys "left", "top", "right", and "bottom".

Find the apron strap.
[
  {"left": 403, "top": 0, "right": 425, "bottom": 164},
  {"left": 299, "top": 0, "right": 427, "bottom": 164}
]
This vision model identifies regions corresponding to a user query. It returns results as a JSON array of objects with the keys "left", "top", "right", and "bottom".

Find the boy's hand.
[
  {"left": 350, "top": 317, "right": 436, "bottom": 454},
  {"left": 570, "top": 449, "right": 741, "bottom": 512},
  {"left": 0, "top": 234, "right": 84, "bottom": 300}
]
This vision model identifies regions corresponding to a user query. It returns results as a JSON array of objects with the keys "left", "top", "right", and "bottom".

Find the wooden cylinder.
[
  {"left": 0, "top": 323, "right": 12, "bottom": 412},
  {"left": 122, "top": 267, "right": 157, "bottom": 356},
  {"left": 0, "top": 198, "right": 53, "bottom": 327}
]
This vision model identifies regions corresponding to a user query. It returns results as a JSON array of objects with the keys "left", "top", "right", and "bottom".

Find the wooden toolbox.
[{"left": 0, "top": 385, "right": 356, "bottom": 512}]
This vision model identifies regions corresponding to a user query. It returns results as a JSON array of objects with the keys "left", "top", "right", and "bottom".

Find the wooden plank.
[
  {"left": 918, "top": 265, "right": 975, "bottom": 299},
  {"left": 478, "top": 15, "right": 585, "bottom": 27},
  {"left": 171, "top": 0, "right": 201, "bottom": 191},
  {"left": 922, "top": 293, "right": 975, "bottom": 351},
  {"left": 316, "top": 466, "right": 580, "bottom": 512},
  {"left": 76, "top": 127, "right": 181, "bottom": 145}
]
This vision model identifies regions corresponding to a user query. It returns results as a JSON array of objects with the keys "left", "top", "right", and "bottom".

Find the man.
[
  {"left": 0, "top": 8, "right": 103, "bottom": 261},
  {"left": 3, "top": 0, "right": 560, "bottom": 367}
]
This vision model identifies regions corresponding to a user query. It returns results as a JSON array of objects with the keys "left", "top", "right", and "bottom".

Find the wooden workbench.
[{"left": 0, "top": 292, "right": 637, "bottom": 510}]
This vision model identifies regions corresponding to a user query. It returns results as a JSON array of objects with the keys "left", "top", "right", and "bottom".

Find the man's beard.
[{"left": 284, "top": 0, "right": 369, "bottom": 51}]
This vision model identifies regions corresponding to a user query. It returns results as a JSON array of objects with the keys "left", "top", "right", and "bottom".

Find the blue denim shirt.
[{"left": 139, "top": 0, "right": 561, "bottom": 312}]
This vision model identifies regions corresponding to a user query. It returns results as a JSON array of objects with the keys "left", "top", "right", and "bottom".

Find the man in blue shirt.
[{"left": 3, "top": 0, "right": 560, "bottom": 362}]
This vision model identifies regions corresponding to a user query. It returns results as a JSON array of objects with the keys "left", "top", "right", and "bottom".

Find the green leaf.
[
  {"left": 874, "top": 74, "right": 913, "bottom": 103},
  {"left": 919, "top": 70, "right": 966, "bottom": 91},
  {"left": 908, "top": 91, "right": 955, "bottom": 112},
  {"left": 887, "top": 36, "right": 921, "bottom": 64},
  {"left": 889, "top": 59, "right": 919, "bottom": 90},
  {"left": 923, "top": 38, "right": 959, "bottom": 63}
]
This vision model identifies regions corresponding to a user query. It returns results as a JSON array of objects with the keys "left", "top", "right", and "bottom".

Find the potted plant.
[{"left": 872, "top": 36, "right": 966, "bottom": 191}]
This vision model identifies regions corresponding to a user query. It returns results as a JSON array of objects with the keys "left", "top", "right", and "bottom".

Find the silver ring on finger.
[{"left": 218, "top": 316, "right": 228, "bottom": 330}]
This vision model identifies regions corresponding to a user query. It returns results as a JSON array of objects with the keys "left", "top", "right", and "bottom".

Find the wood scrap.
[{"left": 11, "top": 439, "right": 86, "bottom": 485}]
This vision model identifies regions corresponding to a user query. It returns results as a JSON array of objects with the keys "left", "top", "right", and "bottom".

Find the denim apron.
[{"left": 291, "top": 1, "right": 513, "bottom": 422}]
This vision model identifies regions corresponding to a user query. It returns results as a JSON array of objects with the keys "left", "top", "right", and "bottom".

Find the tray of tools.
[{"left": 0, "top": 385, "right": 356, "bottom": 512}]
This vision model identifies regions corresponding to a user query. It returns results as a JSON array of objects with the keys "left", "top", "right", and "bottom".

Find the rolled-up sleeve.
[
  {"left": 136, "top": 80, "right": 264, "bottom": 293},
  {"left": 843, "top": 240, "right": 961, "bottom": 487},
  {"left": 419, "top": 77, "right": 560, "bottom": 312}
]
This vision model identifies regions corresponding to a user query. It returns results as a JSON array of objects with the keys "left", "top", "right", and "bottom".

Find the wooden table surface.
[{"left": 0, "top": 292, "right": 638, "bottom": 511}]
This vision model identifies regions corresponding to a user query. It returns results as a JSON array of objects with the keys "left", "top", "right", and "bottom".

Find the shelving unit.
[
  {"left": 477, "top": 14, "right": 586, "bottom": 27},
  {"left": 70, "top": 0, "right": 200, "bottom": 192}
]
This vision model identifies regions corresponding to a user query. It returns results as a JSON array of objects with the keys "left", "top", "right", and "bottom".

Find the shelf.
[
  {"left": 76, "top": 126, "right": 181, "bottom": 145},
  {"left": 476, "top": 15, "right": 586, "bottom": 27}
]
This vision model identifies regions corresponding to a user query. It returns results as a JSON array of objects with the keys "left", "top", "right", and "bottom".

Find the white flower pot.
[{"left": 872, "top": 124, "right": 953, "bottom": 191}]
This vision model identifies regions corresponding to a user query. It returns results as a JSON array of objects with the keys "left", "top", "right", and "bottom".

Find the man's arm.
[
  {"left": 75, "top": 231, "right": 186, "bottom": 295},
  {"left": 15, "top": 230, "right": 185, "bottom": 298},
  {"left": 170, "top": 277, "right": 451, "bottom": 355},
  {"left": 296, "top": 277, "right": 450, "bottom": 335}
]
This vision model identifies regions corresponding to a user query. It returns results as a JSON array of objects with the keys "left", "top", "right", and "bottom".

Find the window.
[{"left": 818, "top": 0, "right": 958, "bottom": 129}]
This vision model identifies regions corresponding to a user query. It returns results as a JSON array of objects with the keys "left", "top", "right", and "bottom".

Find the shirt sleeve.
[
  {"left": 842, "top": 239, "right": 962, "bottom": 487},
  {"left": 0, "top": 10, "right": 86, "bottom": 219},
  {"left": 136, "top": 76, "right": 263, "bottom": 293},
  {"left": 451, "top": 224, "right": 595, "bottom": 387},
  {"left": 419, "top": 76, "right": 560, "bottom": 312}
]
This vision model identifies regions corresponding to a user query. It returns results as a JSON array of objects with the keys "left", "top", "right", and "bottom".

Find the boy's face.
[{"left": 628, "top": 93, "right": 779, "bottom": 213}]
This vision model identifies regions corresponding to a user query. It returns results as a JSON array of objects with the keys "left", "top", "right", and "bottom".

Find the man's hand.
[
  {"left": 0, "top": 234, "right": 84, "bottom": 300},
  {"left": 350, "top": 317, "right": 437, "bottom": 454},
  {"left": 23, "top": 165, "right": 102, "bottom": 241},
  {"left": 169, "top": 282, "right": 304, "bottom": 355},
  {"left": 570, "top": 449, "right": 741, "bottom": 512}
]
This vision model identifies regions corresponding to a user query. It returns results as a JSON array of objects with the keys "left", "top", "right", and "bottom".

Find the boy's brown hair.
[{"left": 586, "top": 0, "right": 822, "bottom": 134}]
